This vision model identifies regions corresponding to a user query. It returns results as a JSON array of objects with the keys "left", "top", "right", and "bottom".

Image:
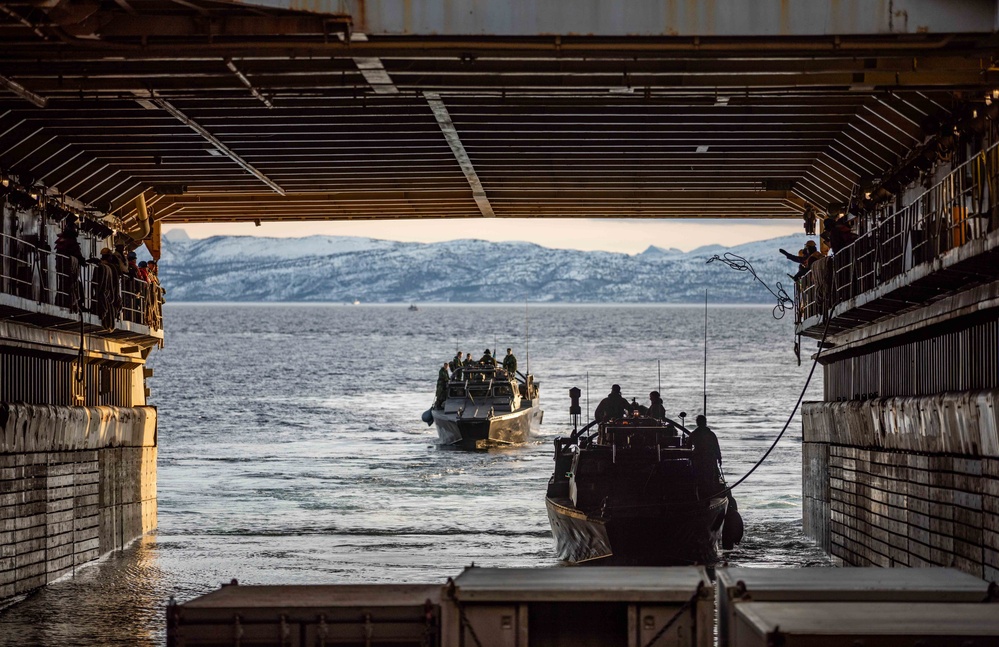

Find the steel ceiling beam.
[
  {"left": 152, "top": 97, "right": 286, "bottom": 195},
  {"left": 0, "top": 75, "right": 48, "bottom": 108},
  {"left": 224, "top": 59, "right": 274, "bottom": 108},
  {"left": 424, "top": 92, "right": 494, "bottom": 217}
]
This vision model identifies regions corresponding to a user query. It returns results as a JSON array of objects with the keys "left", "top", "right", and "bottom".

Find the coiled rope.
[{"left": 705, "top": 252, "right": 793, "bottom": 320}]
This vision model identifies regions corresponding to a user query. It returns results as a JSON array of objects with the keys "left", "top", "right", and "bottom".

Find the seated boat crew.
[
  {"left": 426, "top": 354, "right": 542, "bottom": 449},
  {"left": 545, "top": 387, "right": 733, "bottom": 565}
]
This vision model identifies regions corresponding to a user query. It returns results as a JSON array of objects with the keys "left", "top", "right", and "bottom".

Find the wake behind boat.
[
  {"left": 546, "top": 389, "right": 738, "bottom": 565},
  {"left": 425, "top": 350, "right": 542, "bottom": 449}
]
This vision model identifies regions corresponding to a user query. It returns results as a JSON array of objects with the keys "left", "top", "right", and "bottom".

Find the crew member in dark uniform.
[
  {"left": 594, "top": 384, "right": 632, "bottom": 422},
  {"left": 687, "top": 414, "right": 723, "bottom": 485},
  {"left": 648, "top": 391, "right": 666, "bottom": 420},
  {"left": 479, "top": 348, "right": 496, "bottom": 366},
  {"left": 502, "top": 348, "right": 517, "bottom": 375}
]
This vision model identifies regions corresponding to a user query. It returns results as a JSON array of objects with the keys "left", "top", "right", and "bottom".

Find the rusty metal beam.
[{"left": 232, "top": 0, "right": 996, "bottom": 37}]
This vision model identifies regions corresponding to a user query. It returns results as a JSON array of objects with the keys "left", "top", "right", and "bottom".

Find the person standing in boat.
[
  {"left": 479, "top": 348, "right": 497, "bottom": 366},
  {"left": 450, "top": 351, "right": 464, "bottom": 379},
  {"left": 435, "top": 362, "right": 451, "bottom": 409},
  {"left": 594, "top": 384, "right": 633, "bottom": 422},
  {"left": 687, "top": 415, "right": 723, "bottom": 484},
  {"left": 648, "top": 391, "right": 666, "bottom": 420},
  {"left": 502, "top": 348, "right": 517, "bottom": 375},
  {"left": 463, "top": 352, "right": 474, "bottom": 368}
]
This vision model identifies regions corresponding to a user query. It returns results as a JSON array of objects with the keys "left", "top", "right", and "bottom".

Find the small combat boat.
[
  {"left": 546, "top": 399, "right": 735, "bottom": 565},
  {"left": 427, "top": 365, "right": 542, "bottom": 449}
]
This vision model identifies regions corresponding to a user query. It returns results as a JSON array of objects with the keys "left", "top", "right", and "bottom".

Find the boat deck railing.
[
  {"left": 0, "top": 230, "right": 164, "bottom": 337},
  {"left": 795, "top": 142, "right": 999, "bottom": 335}
]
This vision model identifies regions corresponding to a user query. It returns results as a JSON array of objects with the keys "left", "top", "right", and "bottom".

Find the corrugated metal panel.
[
  {"left": 0, "top": 349, "right": 133, "bottom": 406},
  {"left": 824, "top": 316, "right": 999, "bottom": 400}
]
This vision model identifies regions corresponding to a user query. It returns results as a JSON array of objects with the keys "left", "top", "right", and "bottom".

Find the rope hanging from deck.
[
  {"left": 705, "top": 252, "right": 793, "bottom": 320},
  {"left": 720, "top": 316, "right": 833, "bottom": 497}
]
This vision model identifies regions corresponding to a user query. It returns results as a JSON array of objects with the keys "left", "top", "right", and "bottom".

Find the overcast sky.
[{"left": 162, "top": 218, "right": 803, "bottom": 254}]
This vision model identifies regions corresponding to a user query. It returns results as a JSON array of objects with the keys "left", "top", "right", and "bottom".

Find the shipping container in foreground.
[{"left": 167, "top": 566, "right": 997, "bottom": 647}]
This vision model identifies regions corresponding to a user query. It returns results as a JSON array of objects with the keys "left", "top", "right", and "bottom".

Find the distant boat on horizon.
[
  {"left": 408, "top": 304, "right": 419, "bottom": 311},
  {"left": 352, "top": 299, "right": 361, "bottom": 305}
]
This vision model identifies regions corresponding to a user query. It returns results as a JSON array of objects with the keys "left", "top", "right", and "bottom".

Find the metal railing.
[
  {"left": 0, "top": 230, "right": 163, "bottom": 332},
  {"left": 797, "top": 143, "right": 999, "bottom": 324}
]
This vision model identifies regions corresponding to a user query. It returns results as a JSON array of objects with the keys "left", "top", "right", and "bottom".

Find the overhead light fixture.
[
  {"left": 715, "top": 96, "right": 729, "bottom": 105},
  {"left": 609, "top": 86, "right": 634, "bottom": 94},
  {"left": 206, "top": 148, "right": 223, "bottom": 156},
  {"left": 696, "top": 145, "right": 709, "bottom": 153}
]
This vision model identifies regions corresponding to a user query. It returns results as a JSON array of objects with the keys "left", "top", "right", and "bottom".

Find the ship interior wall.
[
  {"left": 0, "top": 198, "right": 159, "bottom": 602},
  {"left": 803, "top": 308, "right": 999, "bottom": 580}
]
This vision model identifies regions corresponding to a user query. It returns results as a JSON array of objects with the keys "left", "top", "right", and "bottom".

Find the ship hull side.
[{"left": 433, "top": 405, "right": 541, "bottom": 449}]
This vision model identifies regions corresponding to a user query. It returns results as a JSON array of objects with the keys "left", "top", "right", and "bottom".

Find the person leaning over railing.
[
  {"left": 779, "top": 240, "right": 823, "bottom": 281},
  {"left": 820, "top": 215, "right": 858, "bottom": 254},
  {"left": 54, "top": 219, "right": 88, "bottom": 312},
  {"left": 91, "top": 247, "right": 122, "bottom": 331}
]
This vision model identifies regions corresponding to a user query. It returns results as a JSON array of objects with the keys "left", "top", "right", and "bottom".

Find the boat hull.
[
  {"left": 545, "top": 494, "right": 728, "bottom": 566},
  {"left": 433, "top": 405, "right": 542, "bottom": 449}
]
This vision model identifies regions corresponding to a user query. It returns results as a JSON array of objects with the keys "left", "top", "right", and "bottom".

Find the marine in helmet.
[
  {"left": 687, "top": 414, "right": 723, "bottom": 485},
  {"left": 594, "top": 384, "right": 633, "bottom": 422},
  {"left": 478, "top": 348, "right": 497, "bottom": 366},
  {"left": 502, "top": 348, "right": 517, "bottom": 375},
  {"left": 648, "top": 391, "right": 666, "bottom": 420},
  {"left": 435, "top": 362, "right": 450, "bottom": 409}
]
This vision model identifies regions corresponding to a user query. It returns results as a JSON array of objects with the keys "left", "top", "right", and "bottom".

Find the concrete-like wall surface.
[
  {"left": 0, "top": 404, "right": 157, "bottom": 601},
  {"left": 802, "top": 391, "right": 999, "bottom": 581}
]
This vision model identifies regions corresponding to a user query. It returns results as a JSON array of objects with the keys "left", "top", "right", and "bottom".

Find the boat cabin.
[{"left": 443, "top": 367, "right": 537, "bottom": 417}]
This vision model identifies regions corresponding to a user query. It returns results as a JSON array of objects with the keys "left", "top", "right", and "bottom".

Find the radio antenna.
[
  {"left": 525, "top": 301, "right": 530, "bottom": 375},
  {"left": 658, "top": 359, "right": 662, "bottom": 397},
  {"left": 586, "top": 372, "right": 590, "bottom": 422},
  {"left": 703, "top": 289, "right": 708, "bottom": 415}
]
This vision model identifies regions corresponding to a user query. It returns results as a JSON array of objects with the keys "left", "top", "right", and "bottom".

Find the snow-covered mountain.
[{"left": 151, "top": 231, "right": 819, "bottom": 303}]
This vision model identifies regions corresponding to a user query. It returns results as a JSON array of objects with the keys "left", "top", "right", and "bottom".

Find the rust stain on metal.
[
  {"left": 354, "top": 0, "right": 366, "bottom": 32},
  {"left": 664, "top": 0, "right": 678, "bottom": 37}
]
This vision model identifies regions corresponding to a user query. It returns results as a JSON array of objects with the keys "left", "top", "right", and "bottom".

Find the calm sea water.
[{"left": 0, "top": 304, "right": 832, "bottom": 646}]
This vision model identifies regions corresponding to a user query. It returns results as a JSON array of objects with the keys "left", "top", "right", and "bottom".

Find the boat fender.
[
  {"left": 722, "top": 493, "right": 745, "bottom": 549},
  {"left": 421, "top": 408, "right": 434, "bottom": 426}
]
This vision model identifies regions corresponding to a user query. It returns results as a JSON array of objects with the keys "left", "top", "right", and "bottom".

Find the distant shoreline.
[{"left": 162, "top": 301, "right": 779, "bottom": 308}]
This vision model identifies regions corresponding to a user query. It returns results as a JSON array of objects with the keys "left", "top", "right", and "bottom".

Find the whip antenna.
[
  {"left": 657, "top": 359, "right": 661, "bottom": 397},
  {"left": 525, "top": 301, "right": 530, "bottom": 375},
  {"left": 586, "top": 372, "right": 590, "bottom": 422},
  {"left": 703, "top": 289, "right": 708, "bottom": 416}
]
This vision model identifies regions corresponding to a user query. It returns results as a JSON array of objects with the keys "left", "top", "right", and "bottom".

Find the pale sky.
[{"left": 162, "top": 218, "right": 803, "bottom": 254}]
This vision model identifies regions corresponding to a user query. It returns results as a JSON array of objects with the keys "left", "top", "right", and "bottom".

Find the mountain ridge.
[{"left": 151, "top": 231, "right": 819, "bottom": 304}]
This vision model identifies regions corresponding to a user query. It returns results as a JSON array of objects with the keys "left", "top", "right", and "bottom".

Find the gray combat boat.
[{"left": 429, "top": 366, "right": 542, "bottom": 449}]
